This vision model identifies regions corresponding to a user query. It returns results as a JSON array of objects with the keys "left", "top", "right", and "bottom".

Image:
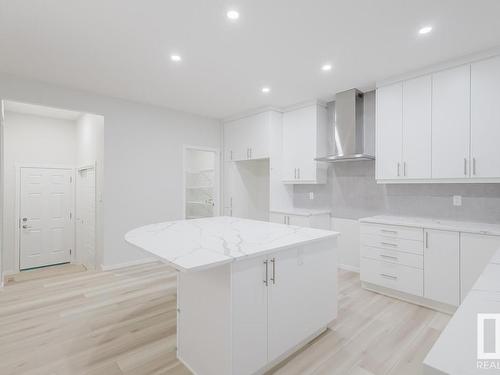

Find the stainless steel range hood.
[{"left": 315, "top": 88, "right": 375, "bottom": 162}]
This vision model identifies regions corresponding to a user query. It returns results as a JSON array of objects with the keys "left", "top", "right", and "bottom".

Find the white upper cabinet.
[
  {"left": 376, "top": 75, "right": 432, "bottom": 180},
  {"left": 376, "top": 55, "right": 500, "bottom": 183},
  {"left": 431, "top": 65, "right": 471, "bottom": 179},
  {"left": 470, "top": 56, "right": 500, "bottom": 178},
  {"left": 376, "top": 83, "right": 403, "bottom": 180},
  {"left": 282, "top": 103, "right": 328, "bottom": 184},
  {"left": 224, "top": 112, "right": 271, "bottom": 162},
  {"left": 402, "top": 75, "right": 432, "bottom": 179}
]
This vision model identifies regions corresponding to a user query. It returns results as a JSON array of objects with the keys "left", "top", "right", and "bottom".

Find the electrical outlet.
[
  {"left": 453, "top": 195, "right": 462, "bottom": 206},
  {"left": 309, "top": 192, "right": 314, "bottom": 200}
]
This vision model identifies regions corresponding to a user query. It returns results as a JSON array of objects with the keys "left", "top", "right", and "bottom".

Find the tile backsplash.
[{"left": 294, "top": 162, "right": 500, "bottom": 223}]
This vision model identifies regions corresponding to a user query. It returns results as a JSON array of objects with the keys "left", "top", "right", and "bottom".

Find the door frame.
[
  {"left": 14, "top": 163, "right": 75, "bottom": 272},
  {"left": 76, "top": 162, "right": 97, "bottom": 270},
  {"left": 182, "top": 145, "right": 221, "bottom": 219}
]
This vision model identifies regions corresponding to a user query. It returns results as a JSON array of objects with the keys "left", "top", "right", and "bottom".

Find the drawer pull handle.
[
  {"left": 381, "top": 242, "right": 398, "bottom": 247},
  {"left": 381, "top": 229, "right": 398, "bottom": 234},
  {"left": 380, "top": 254, "right": 398, "bottom": 261},
  {"left": 380, "top": 273, "right": 398, "bottom": 280}
]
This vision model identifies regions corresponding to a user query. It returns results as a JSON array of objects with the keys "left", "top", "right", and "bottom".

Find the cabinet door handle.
[
  {"left": 283, "top": 215, "right": 286, "bottom": 224},
  {"left": 270, "top": 258, "right": 276, "bottom": 285},
  {"left": 381, "top": 229, "right": 398, "bottom": 235},
  {"left": 380, "top": 254, "right": 398, "bottom": 261},
  {"left": 294, "top": 168, "right": 296, "bottom": 179},
  {"left": 381, "top": 242, "right": 398, "bottom": 247},
  {"left": 298, "top": 168, "right": 300, "bottom": 179},
  {"left": 230, "top": 150, "right": 233, "bottom": 160},
  {"left": 464, "top": 158, "right": 467, "bottom": 176},
  {"left": 473, "top": 157, "right": 476, "bottom": 176},
  {"left": 425, "top": 232, "right": 429, "bottom": 249},
  {"left": 287, "top": 216, "right": 290, "bottom": 225},
  {"left": 397, "top": 162, "right": 400, "bottom": 177},
  {"left": 263, "top": 260, "right": 269, "bottom": 286},
  {"left": 403, "top": 162, "right": 407, "bottom": 177},
  {"left": 380, "top": 273, "right": 398, "bottom": 280}
]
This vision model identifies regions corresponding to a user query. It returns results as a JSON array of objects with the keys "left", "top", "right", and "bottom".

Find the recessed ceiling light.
[
  {"left": 170, "top": 54, "right": 182, "bottom": 62},
  {"left": 227, "top": 10, "right": 240, "bottom": 21},
  {"left": 321, "top": 64, "right": 332, "bottom": 72},
  {"left": 261, "top": 86, "right": 271, "bottom": 94},
  {"left": 418, "top": 25, "right": 433, "bottom": 35}
]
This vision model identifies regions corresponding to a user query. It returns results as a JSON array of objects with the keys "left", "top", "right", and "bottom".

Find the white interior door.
[
  {"left": 76, "top": 167, "right": 96, "bottom": 270},
  {"left": 19, "top": 167, "right": 73, "bottom": 270}
]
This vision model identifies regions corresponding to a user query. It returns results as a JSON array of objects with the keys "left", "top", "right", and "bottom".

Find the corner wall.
[{"left": 0, "top": 73, "right": 221, "bottom": 270}]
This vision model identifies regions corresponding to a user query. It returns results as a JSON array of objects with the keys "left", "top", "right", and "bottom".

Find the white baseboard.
[
  {"left": 338, "top": 264, "right": 360, "bottom": 273},
  {"left": 100, "top": 257, "right": 158, "bottom": 271}
]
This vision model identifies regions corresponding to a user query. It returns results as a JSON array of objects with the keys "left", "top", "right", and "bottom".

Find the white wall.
[
  {"left": 0, "top": 72, "right": 221, "bottom": 269},
  {"left": 2, "top": 111, "right": 77, "bottom": 273}
]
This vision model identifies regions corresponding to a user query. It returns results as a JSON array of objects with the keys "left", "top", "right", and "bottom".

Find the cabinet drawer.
[
  {"left": 360, "top": 258, "right": 423, "bottom": 296},
  {"left": 361, "top": 223, "right": 423, "bottom": 241},
  {"left": 361, "top": 234, "right": 423, "bottom": 255},
  {"left": 361, "top": 246, "right": 423, "bottom": 269}
]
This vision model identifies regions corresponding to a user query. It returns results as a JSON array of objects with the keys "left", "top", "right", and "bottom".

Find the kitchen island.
[{"left": 125, "top": 216, "right": 339, "bottom": 375}]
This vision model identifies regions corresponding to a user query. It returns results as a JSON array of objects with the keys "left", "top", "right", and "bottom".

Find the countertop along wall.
[{"left": 0, "top": 73, "right": 221, "bottom": 270}]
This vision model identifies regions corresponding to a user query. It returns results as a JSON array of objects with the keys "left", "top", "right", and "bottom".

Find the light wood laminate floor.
[{"left": 0, "top": 262, "right": 450, "bottom": 375}]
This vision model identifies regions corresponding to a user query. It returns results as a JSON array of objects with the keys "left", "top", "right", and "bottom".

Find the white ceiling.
[
  {"left": 4, "top": 101, "right": 82, "bottom": 120},
  {"left": 1, "top": 0, "right": 500, "bottom": 119}
]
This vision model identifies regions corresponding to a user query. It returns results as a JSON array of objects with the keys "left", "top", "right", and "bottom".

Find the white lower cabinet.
[
  {"left": 460, "top": 233, "right": 500, "bottom": 301},
  {"left": 423, "top": 230, "right": 460, "bottom": 306},
  {"left": 361, "top": 219, "right": 500, "bottom": 310},
  {"left": 269, "top": 211, "right": 330, "bottom": 229},
  {"left": 231, "top": 240, "right": 337, "bottom": 374}
]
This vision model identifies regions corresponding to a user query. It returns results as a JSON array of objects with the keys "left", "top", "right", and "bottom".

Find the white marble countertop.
[
  {"left": 359, "top": 215, "right": 500, "bottom": 236},
  {"left": 270, "top": 208, "right": 331, "bottom": 217},
  {"left": 125, "top": 216, "right": 339, "bottom": 272},
  {"left": 423, "top": 248, "right": 500, "bottom": 374}
]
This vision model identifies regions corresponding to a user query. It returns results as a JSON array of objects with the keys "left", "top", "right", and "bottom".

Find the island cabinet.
[
  {"left": 178, "top": 239, "right": 337, "bottom": 375},
  {"left": 125, "top": 217, "right": 338, "bottom": 375}
]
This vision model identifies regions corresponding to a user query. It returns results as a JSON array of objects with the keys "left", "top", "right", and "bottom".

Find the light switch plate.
[
  {"left": 453, "top": 195, "right": 462, "bottom": 206},
  {"left": 309, "top": 192, "right": 314, "bottom": 200}
]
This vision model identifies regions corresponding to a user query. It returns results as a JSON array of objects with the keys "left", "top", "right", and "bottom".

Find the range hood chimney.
[{"left": 315, "top": 88, "right": 375, "bottom": 162}]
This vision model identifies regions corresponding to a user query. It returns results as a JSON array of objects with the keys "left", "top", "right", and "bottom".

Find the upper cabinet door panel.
[
  {"left": 224, "top": 120, "right": 248, "bottom": 161},
  {"left": 431, "top": 65, "right": 471, "bottom": 179},
  {"left": 376, "top": 83, "right": 403, "bottom": 180},
  {"left": 283, "top": 105, "right": 322, "bottom": 183},
  {"left": 402, "top": 75, "right": 432, "bottom": 179},
  {"left": 246, "top": 112, "right": 271, "bottom": 160},
  {"left": 471, "top": 56, "right": 500, "bottom": 178}
]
